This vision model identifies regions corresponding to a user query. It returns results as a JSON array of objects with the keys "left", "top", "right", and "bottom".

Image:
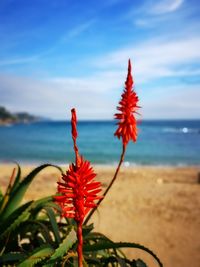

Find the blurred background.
[
  {"left": 0, "top": 2, "right": 200, "bottom": 267},
  {"left": 0, "top": 0, "right": 200, "bottom": 164}
]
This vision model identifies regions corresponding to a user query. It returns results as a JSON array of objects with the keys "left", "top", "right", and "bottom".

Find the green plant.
[
  {"left": 0, "top": 60, "right": 163, "bottom": 266},
  {"left": 0, "top": 164, "right": 66, "bottom": 266},
  {"left": 0, "top": 165, "right": 162, "bottom": 266},
  {"left": 0, "top": 164, "right": 162, "bottom": 267}
]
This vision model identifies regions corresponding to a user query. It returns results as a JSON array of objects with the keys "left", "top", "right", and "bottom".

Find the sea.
[{"left": 0, "top": 120, "right": 200, "bottom": 166}]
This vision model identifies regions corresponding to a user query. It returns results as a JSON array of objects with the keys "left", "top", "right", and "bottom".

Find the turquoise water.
[{"left": 0, "top": 120, "right": 200, "bottom": 166}]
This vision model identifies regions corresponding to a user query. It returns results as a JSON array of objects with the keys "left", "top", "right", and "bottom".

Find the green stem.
[{"left": 84, "top": 144, "right": 126, "bottom": 225}]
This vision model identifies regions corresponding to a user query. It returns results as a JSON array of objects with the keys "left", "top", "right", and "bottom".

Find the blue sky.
[{"left": 0, "top": 0, "right": 200, "bottom": 119}]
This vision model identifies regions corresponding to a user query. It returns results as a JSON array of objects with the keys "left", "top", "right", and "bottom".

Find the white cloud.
[
  {"left": 141, "top": 84, "right": 200, "bottom": 119},
  {"left": 132, "top": 0, "right": 184, "bottom": 17},
  {"left": 93, "top": 36, "right": 200, "bottom": 84},
  {"left": 49, "top": 70, "right": 124, "bottom": 93},
  {"left": 0, "top": 73, "right": 116, "bottom": 120},
  {"left": 1, "top": 55, "right": 200, "bottom": 120},
  {"left": 1, "top": 33, "right": 200, "bottom": 120},
  {"left": 0, "top": 55, "right": 39, "bottom": 66},
  {"left": 149, "top": 0, "right": 184, "bottom": 15},
  {"left": 131, "top": 0, "right": 186, "bottom": 28},
  {"left": 62, "top": 19, "right": 95, "bottom": 41}
]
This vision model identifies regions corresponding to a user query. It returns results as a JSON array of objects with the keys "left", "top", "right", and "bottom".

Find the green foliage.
[
  {"left": 46, "top": 227, "right": 77, "bottom": 264},
  {"left": 0, "top": 105, "right": 39, "bottom": 124},
  {"left": 0, "top": 164, "right": 163, "bottom": 266},
  {"left": 0, "top": 201, "right": 32, "bottom": 240},
  {"left": 0, "top": 163, "right": 63, "bottom": 220},
  {"left": 43, "top": 206, "right": 61, "bottom": 244},
  {"left": 0, "top": 252, "right": 25, "bottom": 265},
  {"left": 0, "top": 164, "right": 63, "bottom": 259},
  {"left": 17, "top": 245, "right": 54, "bottom": 267},
  {"left": 84, "top": 240, "right": 162, "bottom": 267},
  {"left": 0, "top": 106, "right": 15, "bottom": 121}
]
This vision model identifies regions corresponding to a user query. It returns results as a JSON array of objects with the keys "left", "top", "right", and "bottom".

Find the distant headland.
[{"left": 0, "top": 106, "right": 40, "bottom": 125}]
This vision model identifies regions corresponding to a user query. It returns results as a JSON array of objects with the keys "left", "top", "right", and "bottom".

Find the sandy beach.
[{"left": 0, "top": 164, "right": 200, "bottom": 267}]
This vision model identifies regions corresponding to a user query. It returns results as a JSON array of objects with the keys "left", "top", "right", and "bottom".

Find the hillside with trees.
[{"left": 0, "top": 106, "right": 39, "bottom": 125}]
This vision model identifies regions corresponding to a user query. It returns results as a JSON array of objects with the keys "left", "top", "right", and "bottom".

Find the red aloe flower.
[
  {"left": 55, "top": 108, "right": 102, "bottom": 267},
  {"left": 56, "top": 157, "right": 102, "bottom": 222},
  {"left": 114, "top": 59, "right": 139, "bottom": 147}
]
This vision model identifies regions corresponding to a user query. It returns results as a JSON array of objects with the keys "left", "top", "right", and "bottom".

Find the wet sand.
[{"left": 0, "top": 164, "right": 200, "bottom": 267}]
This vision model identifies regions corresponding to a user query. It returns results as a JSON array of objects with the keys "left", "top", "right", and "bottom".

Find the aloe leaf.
[
  {"left": 117, "top": 257, "right": 132, "bottom": 267},
  {"left": 43, "top": 206, "right": 61, "bottom": 244},
  {"left": 0, "top": 198, "right": 54, "bottom": 245},
  {"left": 83, "top": 241, "right": 163, "bottom": 267},
  {"left": 17, "top": 245, "right": 54, "bottom": 267},
  {"left": 10, "top": 163, "right": 21, "bottom": 193},
  {"left": 101, "top": 257, "right": 145, "bottom": 266},
  {"left": 0, "top": 252, "right": 25, "bottom": 264},
  {"left": 29, "top": 220, "right": 54, "bottom": 245},
  {"left": 1, "top": 164, "right": 63, "bottom": 220},
  {"left": 0, "top": 201, "right": 33, "bottom": 241},
  {"left": 44, "top": 201, "right": 62, "bottom": 212},
  {"left": 84, "top": 257, "right": 102, "bottom": 266},
  {"left": 15, "top": 219, "right": 52, "bottom": 248},
  {"left": 29, "top": 197, "right": 55, "bottom": 222},
  {"left": 0, "top": 201, "right": 33, "bottom": 232},
  {"left": 0, "top": 196, "right": 52, "bottom": 237},
  {"left": 82, "top": 223, "right": 94, "bottom": 237},
  {"left": 101, "top": 256, "right": 127, "bottom": 266},
  {"left": 0, "top": 168, "right": 17, "bottom": 214},
  {"left": 135, "top": 259, "right": 148, "bottom": 267},
  {"left": 42, "top": 263, "right": 55, "bottom": 267},
  {"left": 84, "top": 231, "right": 113, "bottom": 242},
  {"left": 0, "top": 188, "right": 3, "bottom": 203},
  {"left": 83, "top": 258, "right": 89, "bottom": 267},
  {"left": 31, "top": 196, "right": 53, "bottom": 211},
  {"left": 46, "top": 227, "right": 77, "bottom": 264}
]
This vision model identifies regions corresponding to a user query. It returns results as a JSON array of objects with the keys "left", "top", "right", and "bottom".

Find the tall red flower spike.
[
  {"left": 55, "top": 108, "right": 103, "bottom": 267},
  {"left": 114, "top": 59, "right": 139, "bottom": 147},
  {"left": 84, "top": 60, "right": 141, "bottom": 225}
]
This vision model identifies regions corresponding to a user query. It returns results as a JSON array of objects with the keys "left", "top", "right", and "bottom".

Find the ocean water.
[{"left": 0, "top": 120, "right": 200, "bottom": 166}]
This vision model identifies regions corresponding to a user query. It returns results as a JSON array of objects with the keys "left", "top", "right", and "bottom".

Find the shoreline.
[{"left": 1, "top": 160, "right": 200, "bottom": 169}]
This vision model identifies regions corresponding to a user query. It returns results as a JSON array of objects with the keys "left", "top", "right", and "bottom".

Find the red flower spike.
[
  {"left": 56, "top": 157, "right": 102, "bottom": 223},
  {"left": 114, "top": 59, "right": 140, "bottom": 147},
  {"left": 54, "top": 108, "right": 103, "bottom": 267},
  {"left": 71, "top": 108, "right": 81, "bottom": 167}
]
